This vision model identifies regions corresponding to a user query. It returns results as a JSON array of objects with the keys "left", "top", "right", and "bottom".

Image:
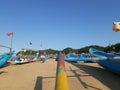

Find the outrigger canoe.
[
  {"left": 0, "top": 50, "right": 14, "bottom": 67},
  {"left": 89, "top": 48, "right": 120, "bottom": 75},
  {"left": 64, "top": 53, "right": 96, "bottom": 63},
  {"left": 14, "top": 57, "right": 34, "bottom": 64}
]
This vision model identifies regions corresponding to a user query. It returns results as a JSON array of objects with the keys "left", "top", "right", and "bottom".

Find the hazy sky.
[{"left": 0, "top": 0, "right": 120, "bottom": 52}]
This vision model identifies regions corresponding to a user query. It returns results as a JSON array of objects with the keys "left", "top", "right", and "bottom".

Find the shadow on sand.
[
  {"left": 0, "top": 71, "right": 7, "bottom": 75},
  {"left": 70, "top": 63, "right": 120, "bottom": 90},
  {"left": 34, "top": 76, "right": 56, "bottom": 90},
  {"left": 34, "top": 76, "right": 42, "bottom": 90},
  {"left": 0, "top": 62, "right": 11, "bottom": 68}
]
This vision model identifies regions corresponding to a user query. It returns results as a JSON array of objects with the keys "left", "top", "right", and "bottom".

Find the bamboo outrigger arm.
[
  {"left": 0, "top": 45, "right": 11, "bottom": 52},
  {"left": 0, "top": 45, "right": 11, "bottom": 49}
]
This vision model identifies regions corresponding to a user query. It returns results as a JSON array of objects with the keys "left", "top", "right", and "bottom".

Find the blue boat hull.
[
  {"left": 64, "top": 58, "right": 96, "bottom": 62},
  {"left": 64, "top": 53, "right": 96, "bottom": 63},
  {"left": 0, "top": 51, "right": 14, "bottom": 67},
  {"left": 97, "top": 59, "right": 120, "bottom": 75},
  {"left": 89, "top": 48, "right": 120, "bottom": 74},
  {"left": 89, "top": 48, "right": 115, "bottom": 58}
]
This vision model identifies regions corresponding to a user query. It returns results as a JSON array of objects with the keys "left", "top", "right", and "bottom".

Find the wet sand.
[{"left": 0, "top": 59, "right": 120, "bottom": 90}]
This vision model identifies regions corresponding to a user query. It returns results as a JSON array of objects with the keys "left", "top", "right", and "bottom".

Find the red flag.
[{"left": 7, "top": 32, "right": 13, "bottom": 36}]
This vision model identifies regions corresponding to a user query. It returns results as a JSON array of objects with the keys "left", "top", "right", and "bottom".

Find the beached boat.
[
  {"left": 64, "top": 53, "right": 96, "bottom": 63},
  {"left": 15, "top": 58, "right": 30, "bottom": 64},
  {"left": 14, "top": 56, "right": 34, "bottom": 64},
  {"left": 39, "top": 54, "right": 49, "bottom": 63},
  {"left": 14, "top": 54, "right": 49, "bottom": 64},
  {"left": 89, "top": 48, "right": 120, "bottom": 75},
  {"left": 0, "top": 50, "right": 14, "bottom": 67}
]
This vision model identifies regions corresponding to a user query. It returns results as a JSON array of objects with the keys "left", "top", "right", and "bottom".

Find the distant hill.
[{"left": 16, "top": 43, "right": 120, "bottom": 55}]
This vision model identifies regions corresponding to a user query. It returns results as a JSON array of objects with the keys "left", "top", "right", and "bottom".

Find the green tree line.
[{"left": 17, "top": 43, "right": 120, "bottom": 55}]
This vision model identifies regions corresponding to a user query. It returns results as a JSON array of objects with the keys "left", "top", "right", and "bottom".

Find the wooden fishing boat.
[
  {"left": 0, "top": 50, "right": 14, "bottom": 67},
  {"left": 64, "top": 53, "right": 96, "bottom": 63},
  {"left": 89, "top": 48, "right": 120, "bottom": 75}
]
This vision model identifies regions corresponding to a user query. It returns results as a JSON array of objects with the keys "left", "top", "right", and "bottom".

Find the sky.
[{"left": 0, "top": 0, "right": 120, "bottom": 52}]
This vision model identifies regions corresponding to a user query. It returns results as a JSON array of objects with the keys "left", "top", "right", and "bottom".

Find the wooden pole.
[
  {"left": 55, "top": 53, "right": 69, "bottom": 90},
  {"left": 10, "top": 35, "right": 13, "bottom": 52},
  {"left": 10, "top": 35, "right": 13, "bottom": 51}
]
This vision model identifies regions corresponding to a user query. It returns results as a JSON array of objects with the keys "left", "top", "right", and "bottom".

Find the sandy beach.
[{"left": 0, "top": 59, "right": 120, "bottom": 90}]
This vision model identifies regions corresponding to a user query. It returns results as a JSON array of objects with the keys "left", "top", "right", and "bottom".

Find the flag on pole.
[
  {"left": 29, "top": 42, "right": 32, "bottom": 45},
  {"left": 7, "top": 32, "right": 13, "bottom": 37}
]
